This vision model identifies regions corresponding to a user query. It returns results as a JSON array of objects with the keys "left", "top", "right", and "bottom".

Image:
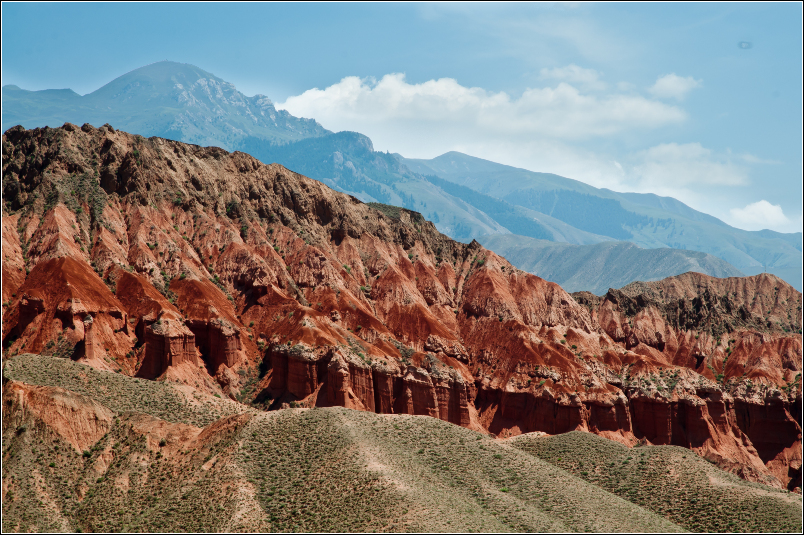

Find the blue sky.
[{"left": 2, "top": 2, "right": 802, "bottom": 232}]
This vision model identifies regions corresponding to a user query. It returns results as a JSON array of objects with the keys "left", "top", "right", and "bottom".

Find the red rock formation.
[
  {"left": 138, "top": 317, "right": 198, "bottom": 379},
  {"left": 3, "top": 381, "right": 115, "bottom": 453},
  {"left": 170, "top": 278, "right": 246, "bottom": 372},
  {"left": 2, "top": 123, "right": 800, "bottom": 489},
  {"left": 1, "top": 213, "right": 26, "bottom": 305}
]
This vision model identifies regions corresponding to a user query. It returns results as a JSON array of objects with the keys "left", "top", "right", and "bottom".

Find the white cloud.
[
  {"left": 539, "top": 64, "right": 606, "bottom": 90},
  {"left": 728, "top": 200, "right": 801, "bottom": 232},
  {"left": 631, "top": 142, "right": 748, "bottom": 188},
  {"left": 648, "top": 74, "right": 702, "bottom": 100},
  {"left": 278, "top": 73, "right": 687, "bottom": 151},
  {"left": 739, "top": 153, "right": 782, "bottom": 165}
]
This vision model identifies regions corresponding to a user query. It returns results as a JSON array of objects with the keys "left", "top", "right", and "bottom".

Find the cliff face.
[{"left": 2, "top": 123, "right": 801, "bottom": 489}]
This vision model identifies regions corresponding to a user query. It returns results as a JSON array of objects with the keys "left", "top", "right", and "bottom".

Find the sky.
[{"left": 2, "top": 2, "right": 802, "bottom": 233}]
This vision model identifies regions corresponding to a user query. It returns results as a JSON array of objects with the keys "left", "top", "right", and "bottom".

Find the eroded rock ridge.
[{"left": 2, "top": 123, "right": 801, "bottom": 490}]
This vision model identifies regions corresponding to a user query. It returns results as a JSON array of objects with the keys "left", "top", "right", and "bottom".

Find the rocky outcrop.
[
  {"left": 2, "top": 124, "right": 800, "bottom": 490},
  {"left": 138, "top": 316, "right": 198, "bottom": 379},
  {"left": 2, "top": 381, "right": 114, "bottom": 453},
  {"left": 170, "top": 278, "right": 246, "bottom": 373},
  {"left": 265, "top": 343, "right": 471, "bottom": 426}
]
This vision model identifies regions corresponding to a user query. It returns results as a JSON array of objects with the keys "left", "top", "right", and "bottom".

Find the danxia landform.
[{"left": 1, "top": 123, "right": 801, "bottom": 532}]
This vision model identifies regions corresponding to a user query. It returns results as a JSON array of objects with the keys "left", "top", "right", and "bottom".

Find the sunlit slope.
[
  {"left": 508, "top": 430, "right": 802, "bottom": 533},
  {"left": 2, "top": 61, "right": 329, "bottom": 149},
  {"left": 3, "top": 354, "right": 681, "bottom": 533}
]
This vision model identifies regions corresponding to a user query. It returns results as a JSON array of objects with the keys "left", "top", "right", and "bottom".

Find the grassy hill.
[
  {"left": 4, "top": 353, "right": 802, "bottom": 532},
  {"left": 479, "top": 233, "right": 745, "bottom": 295},
  {"left": 1, "top": 353, "right": 682, "bottom": 532},
  {"left": 508, "top": 431, "right": 802, "bottom": 533}
]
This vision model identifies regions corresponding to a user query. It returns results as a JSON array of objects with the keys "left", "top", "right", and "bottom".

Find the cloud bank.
[
  {"left": 728, "top": 201, "right": 801, "bottom": 233},
  {"left": 277, "top": 69, "right": 796, "bottom": 233},
  {"left": 278, "top": 73, "right": 686, "bottom": 144}
]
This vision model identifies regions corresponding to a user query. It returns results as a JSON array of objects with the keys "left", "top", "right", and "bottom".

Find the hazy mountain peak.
[{"left": 2, "top": 60, "right": 330, "bottom": 148}]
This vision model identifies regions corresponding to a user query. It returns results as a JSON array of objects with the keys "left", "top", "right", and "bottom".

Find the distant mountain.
[
  {"left": 401, "top": 152, "right": 802, "bottom": 290},
  {"left": 2, "top": 61, "right": 330, "bottom": 149},
  {"left": 478, "top": 234, "right": 746, "bottom": 295},
  {"left": 5, "top": 61, "right": 799, "bottom": 290}
]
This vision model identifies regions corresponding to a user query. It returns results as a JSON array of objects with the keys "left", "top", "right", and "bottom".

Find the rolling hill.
[
  {"left": 508, "top": 430, "right": 801, "bottom": 533},
  {"left": 5, "top": 353, "right": 800, "bottom": 533}
]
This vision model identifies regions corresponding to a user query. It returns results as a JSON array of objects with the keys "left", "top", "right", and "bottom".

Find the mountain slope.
[
  {"left": 479, "top": 234, "right": 745, "bottom": 295},
  {"left": 508, "top": 430, "right": 801, "bottom": 533},
  {"left": 8, "top": 60, "right": 791, "bottom": 292},
  {"left": 421, "top": 173, "right": 611, "bottom": 245},
  {"left": 3, "top": 354, "right": 688, "bottom": 533},
  {"left": 238, "top": 131, "right": 509, "bottom": 240},
  {"left": 2, "top": 61, "right": 330, "bottom": 149},
  {"left": 401, "top": 151, "right": 802, "bottom": 290}
]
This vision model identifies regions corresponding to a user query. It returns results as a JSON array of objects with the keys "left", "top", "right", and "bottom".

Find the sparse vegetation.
[{"left": 510, "top": 431, "right": 801, "bottom": 533}]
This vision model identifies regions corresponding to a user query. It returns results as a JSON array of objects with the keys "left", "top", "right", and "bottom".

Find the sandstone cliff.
[{"left": 2, "top": 123, "right": 801, "bottom": 489}]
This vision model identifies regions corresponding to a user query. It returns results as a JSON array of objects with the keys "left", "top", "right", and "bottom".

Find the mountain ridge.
[
  {"left": 2, "top": 61, "right": 331, "bottom": 149},
  {"left": 478, "top": 233, "right": 746, "bottom": 295},
  {"left": 399, "top": 151, "right": 802, "bottom": 289}
]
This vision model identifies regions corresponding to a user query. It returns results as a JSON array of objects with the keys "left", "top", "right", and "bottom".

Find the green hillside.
[
  {"left": 509, "top": 431, "right": 802, "bottom": 533},
  {"left": 2, "top": 354, "right": 684, "bottom": 532},
  {"left": 479, "top": 234, "right": 745, "bottom": 295}
]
